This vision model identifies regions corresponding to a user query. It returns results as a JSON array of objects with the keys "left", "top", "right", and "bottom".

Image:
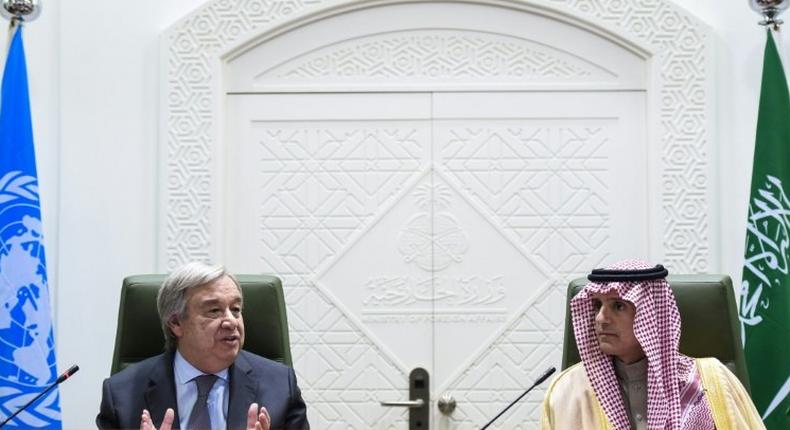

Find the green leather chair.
[
  {"left": 110, "top": 274, "right": 293, "bottom": 375},
  {"left": 561, "top": 274, "right": 750, "bottom": 392}
]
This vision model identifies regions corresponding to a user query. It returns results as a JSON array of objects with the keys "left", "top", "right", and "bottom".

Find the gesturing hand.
[
  {"left": 247, "top": 403, "right": 271, "bottom": 430},
  {"left": 140, "top": 408, "right": 174, "bottom": 430},
  {"left": 138, "top": 404, "right": 268, "bottom": 430}
]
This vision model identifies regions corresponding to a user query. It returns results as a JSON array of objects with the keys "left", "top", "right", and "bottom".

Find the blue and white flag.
[{"left": 0, "top": 27, "right": 61, "bottom": 429}]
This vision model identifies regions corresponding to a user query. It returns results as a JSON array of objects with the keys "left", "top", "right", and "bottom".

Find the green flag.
[{"left": 741, "top": 29, "right": 790, "bottom": 429}]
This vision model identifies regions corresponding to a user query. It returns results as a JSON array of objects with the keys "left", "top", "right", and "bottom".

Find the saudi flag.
[{"left": 740, "top": 29, "right": 790, "bottom": 429}]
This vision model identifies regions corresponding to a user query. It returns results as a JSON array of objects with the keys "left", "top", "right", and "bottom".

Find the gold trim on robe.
[{"left": 540, "top": 358, "right": 765, "bottom": 430}]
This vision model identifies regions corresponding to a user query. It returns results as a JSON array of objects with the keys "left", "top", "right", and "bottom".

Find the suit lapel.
[
  {"left": 228, "top": 352, "right": 256, "bottom": 430},
  {"left": 144, "top": 352, "right": 182, "bottom": 429}
]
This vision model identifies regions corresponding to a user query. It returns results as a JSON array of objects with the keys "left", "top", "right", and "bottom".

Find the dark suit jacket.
[{"left": 96, "top": 350, "right": 309, "bottom": 430}]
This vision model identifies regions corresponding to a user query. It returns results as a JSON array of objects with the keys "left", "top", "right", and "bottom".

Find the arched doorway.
[{"left": 162, "top": 1, "right": 713, "bottom": 428}]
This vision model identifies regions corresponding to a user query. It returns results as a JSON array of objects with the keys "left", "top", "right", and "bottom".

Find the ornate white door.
[
  {"left": 224, "top": 89, "right": 646, "bottom": 429},
  {"left": 163, "top": 0, "right": 715, "bottom": 427}
]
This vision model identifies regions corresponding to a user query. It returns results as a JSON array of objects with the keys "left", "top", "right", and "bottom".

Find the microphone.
[
  {"left": 479, "top": 366, "right": 556, "bottom": 430},
  {"left": 0, "top": 364, "right": 79, "bottom": 428}
]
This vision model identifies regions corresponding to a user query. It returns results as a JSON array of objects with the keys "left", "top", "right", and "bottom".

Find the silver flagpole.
[
  {"left": 0, "top": 0, "right": 41, "bottom": 55},
  {"left": 750, "top": 0, "right": 789, "bottom": 30}
]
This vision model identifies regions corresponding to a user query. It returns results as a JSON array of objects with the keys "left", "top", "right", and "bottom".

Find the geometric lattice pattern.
[
  {"left": 254, "top": 124, "right": 427, "bottom": 273},
  {"left": 547, "top": 0, "right": 710, "bottom": 272},
  {"left": 434, "top": 124, "right": 610, "bottom": 428},
  {"left": 163, "top": 0, "right": 710, "bottom": 272},
  {"left": 247, "top": 122, "right": 427, "bottom": 428},
  {"left": 267, "top": 30, "right": 606, "bottom": 83},
  {"left": 437, "top": 286, "right": 566, "bottom": 430},
  {"left": 287, "top": 276, "right": 409, "bottom": 429},
  {"left": 163, "top": 1, "right": 711, "bottom": 429},
  {"left": 437, "top": 125, "right": 612, "bottom": 277}
]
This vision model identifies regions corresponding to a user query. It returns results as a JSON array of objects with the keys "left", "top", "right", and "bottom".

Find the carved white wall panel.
[
  {"left": 435, "top": 286, "right": 565, "bottom": 430},
  {"left": 544, "top": 0, "right": 712, "bottom": 271},
  {"left": 261, "top": 30, "right": 613, "bottom": 84},
  {"left": 223, "top": 93, "right": 432, "bottom": 429},
  {"left": 165, "top": 0, "right": 711, "bottom": 273},
  {"left": 223, "top": 88, "right": 647, "bottom": 429},
  {"left": 223, "top": 2, "right": 646, "bottom": 92},
  {"left": 431, "top": 89, "right": 650, "bottom": 272},
  {"left": 317, "top": 169, "right": 553, "bottom": 388},
  {"left": 437, "top": 123, "right": 612, "bottom": 276},
  {"left": 286, "top": 276, "right": 409, "bottom": 429},
  {"left": 429, "top": 91, "right": 647, "bottom": 428},
  {"left": 246, "top": 123, "right": 428, "bottom": 272},
  {"left": 163, "top": 1, "right": 713, "bottom": 429},
  {"left": 223, "top": 93, "right": 433, "bottom": 274}
]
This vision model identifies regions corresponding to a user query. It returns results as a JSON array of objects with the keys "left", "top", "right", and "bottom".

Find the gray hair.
[{"left": 157, "top": 262, "right": 242, "bottom": 350}]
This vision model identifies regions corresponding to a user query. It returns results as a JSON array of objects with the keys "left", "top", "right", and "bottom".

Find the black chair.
[
  {"left": 561, "top": 274, "right": 750, "bottom": 392},
  {"left": 110, "top": 274, "right": 292, "bottom": 374}
]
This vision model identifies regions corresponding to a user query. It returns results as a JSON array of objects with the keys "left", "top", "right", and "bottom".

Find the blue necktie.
[{"left": 187, "top": 374, "right": 218, "bottom": 430}]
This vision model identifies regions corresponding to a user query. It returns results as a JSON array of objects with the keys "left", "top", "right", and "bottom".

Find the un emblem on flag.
[{"left": 0, "top": 171, "right": 60, "bottom": 427}]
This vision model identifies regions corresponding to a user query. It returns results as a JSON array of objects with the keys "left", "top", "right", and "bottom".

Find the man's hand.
[
  {"left": 140, "top": 408, "right": 174, "bottom": 430},
  {"left": 247, "top": 403, "right": 271, "bottom": 430}
]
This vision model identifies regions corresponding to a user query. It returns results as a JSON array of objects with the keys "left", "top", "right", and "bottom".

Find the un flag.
[{"left": 0, "top": 26, "right": 62, "bottom": 429}]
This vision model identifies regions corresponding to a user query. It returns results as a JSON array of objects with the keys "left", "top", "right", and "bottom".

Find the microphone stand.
[
  {"left": 480, "top": 366, "right": 556, "bottom": 430},
  {"left": 0, "top": 364, "right": 79, "bottom": 428}
]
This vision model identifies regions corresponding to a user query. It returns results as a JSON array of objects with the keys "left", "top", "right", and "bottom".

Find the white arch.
[{"left": 159, "top": 0, "right": 714, "bottom": 273}]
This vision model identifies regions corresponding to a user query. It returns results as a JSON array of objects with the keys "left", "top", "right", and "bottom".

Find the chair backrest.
[
  {"left": 561, "top": 274, "right": 750, "bottom": 392},
  {"left": 111, "top": 274, "right": 292, "bottom": 375}
]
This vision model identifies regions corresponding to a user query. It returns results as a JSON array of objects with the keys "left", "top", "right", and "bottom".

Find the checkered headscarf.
[{"left": 570, "top": 259, "right": 714, "bottom": 430}]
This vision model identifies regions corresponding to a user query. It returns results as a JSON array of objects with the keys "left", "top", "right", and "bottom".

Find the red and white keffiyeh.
[{"left": 570, "top": 259, "right": 714, "bottom": 430}]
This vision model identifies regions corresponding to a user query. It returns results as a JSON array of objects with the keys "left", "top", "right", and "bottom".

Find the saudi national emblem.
[{"left": 398, "top": 182, "right": 468, "bottom": 271}]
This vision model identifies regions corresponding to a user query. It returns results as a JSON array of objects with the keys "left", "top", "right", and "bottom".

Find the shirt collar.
[
  {"left": 613, "top": 356, "right": 648, "bottom": 382},
  {"left": 173, "top": 350, "right": 229, "bottom": 385}
]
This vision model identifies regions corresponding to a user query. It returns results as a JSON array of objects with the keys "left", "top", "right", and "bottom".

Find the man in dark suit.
[{"left": 96, "top": 262, "right": 309, "bottom": 430}]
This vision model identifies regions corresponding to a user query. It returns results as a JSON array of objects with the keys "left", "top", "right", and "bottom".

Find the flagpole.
[
  {"left": 5, "top": 17, "right": 18, "bottom": 54},
  {"left": 0, "top": 0, "right": 42, "bottom": 31},
  {"left": 742, "top": 3, "right": 790, "bottom": 429},
  {"left": 0, "top": 0, "right": 41, "bottom": 158},
  {"left": 0, "top": 1, "right": 40, "bottom": 72},
  {"left": 0, "top": 0, "right": 62, "bottom": 427},
  {"left": 750, "top": 0, "right": 789, "bottom": 30}
]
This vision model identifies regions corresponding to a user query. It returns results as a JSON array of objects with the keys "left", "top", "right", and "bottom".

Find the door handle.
[
  {"left": 379, "top": 368, "right": 429, "bottom": 430},
  {"left": 380, "top": 399, "right": 425, "bottom": 408},
  {"left": 437, "top": 393, "right": 456, "bottom": 415}
]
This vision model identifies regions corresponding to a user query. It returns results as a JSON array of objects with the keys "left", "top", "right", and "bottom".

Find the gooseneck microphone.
[
  {"left": 0, "top": 364, "right": 79, "bottom": 428},
  {"left": 479, "top": 366, "right": 556, "bottom": 430}
]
